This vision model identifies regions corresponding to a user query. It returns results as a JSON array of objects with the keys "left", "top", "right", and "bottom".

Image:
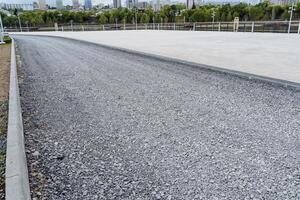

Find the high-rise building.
[
  {"left": 138, "top": 1, "right": 149, "bottom": 9},
  {"left": 126, "top": 0, "right": 138, "bottom": 8},
  {"left": 84, "top": 0, "right": 92, "bottom": 9},
  {"left": 186, "top": 0, "right": 194, "bottom": 9},
  {"left": 152, "top": 0, "right": 161, "bottom": 11},
  {"left": 1, "top": 3, "right": 34, "bottom": 11},
  {"left": 126, "top": 0, "right": 132, "bottom": 8},
  {"left": 195, "top": 0, "right": 204, "bottom": 5},
  {"left": 113, "top": 0, "right": 121, "bottom": 8},
  {"left": 47, "top": 0, "right": 56, "bottom": 8},
  {"left": 56, "top": 0, "right": 64, "bottom": 9},
  {"left": 33, "top": 2, "right": 39, "bottom": 10},
  {"left": 72, "top": 0, "right": 80, "bottom": 10},
  {"left": 38, "top": 0, "right": 47, "bottom": 10}
]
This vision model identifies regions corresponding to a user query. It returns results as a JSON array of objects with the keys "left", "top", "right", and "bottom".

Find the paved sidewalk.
[{"left": 13, "top": 31, "right": 300, "bottom": 84}]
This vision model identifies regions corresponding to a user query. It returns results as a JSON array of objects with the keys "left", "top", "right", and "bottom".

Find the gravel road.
[{"left": 15, "top": 35, "right": 300, "bottom": 200}]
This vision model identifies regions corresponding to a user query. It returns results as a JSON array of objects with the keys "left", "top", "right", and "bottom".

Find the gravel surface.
[{"left": 15, "top": 35, "right": 300, "bottom": 200}]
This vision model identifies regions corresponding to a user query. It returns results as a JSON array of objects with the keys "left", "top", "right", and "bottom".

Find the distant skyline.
[
  {"left": 0, "top": 0, "right": 108, "bottom": 6},
  {"left": 0, "top": 0, "right": 253, "bottom": 6}
]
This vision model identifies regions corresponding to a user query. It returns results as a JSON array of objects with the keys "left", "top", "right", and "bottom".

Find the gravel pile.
[{"left": 15, "top": 35, "right": 300, "bottom": 200}]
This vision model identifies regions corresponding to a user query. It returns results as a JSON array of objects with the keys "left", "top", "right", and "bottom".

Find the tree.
[
  {"left": 281, "top": 8, "right": 289, "bottom": 20},
  {"left": 1, "top": 3, "right": 299, "bottom": 27},
  {"left": 227, "top": 12, "right": 233, "bottom": 21},
  {"left": 249, "top": 6, "right": 264, "bottom": 20},
  {"left": 140, "top": 13, "right": 150, "bottom": 23},
  {"left": 99, "top": 14, "right": 108, "bottom": 24},
  {"left": 190, "top": 10, "right": 205, "bottom": 22}
]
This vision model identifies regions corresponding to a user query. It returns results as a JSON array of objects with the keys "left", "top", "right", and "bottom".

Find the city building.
[
  {"left": 84, "top": 0, "right": 92, "bottom": 9},
  {"left": 113, "top": 0, "right": 121, "bottom": 8},
  {"left": 38, "top": 0, "right": 47, "bottom": 10},
  {"left": 0, "top": 3, "right": 34, "bottom": 10},
  {"left": 186, "top": 0, "right": 194, "bottom": 9},
  {"left": 72, "top": 0, "right": 80, "bottom": 10},
  {"left": 56, "top": 0, "right": 64, "bottom": 9},
  {"left": 33, "top": 1, "right": 39, "bottom": 9},
  {"left": 272, "top": 0, "right": 293, "bottom": 5},
  {"left": 151, "top": 0, "right": 161, "bottom": 11},
  {"left": 195, "top": 0, "right": 204, "bottom": 5},
  {"left": 126, "top": 0, "right": 138, "bottom": 8},
  {"left": 138, "top": 1, "right": 149, "bottom": 9},
  {"left": 46, "top": 0, "right": 57, "bottom": 8}
]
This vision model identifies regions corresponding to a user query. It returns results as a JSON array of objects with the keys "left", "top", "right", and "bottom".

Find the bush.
[{"left": 3, "top": 36, "right": 11, "bottom": 44}]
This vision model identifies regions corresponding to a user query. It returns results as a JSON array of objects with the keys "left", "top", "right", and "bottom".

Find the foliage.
[{"left": 0, "top": 2, "right": 300, "bottom": 27}]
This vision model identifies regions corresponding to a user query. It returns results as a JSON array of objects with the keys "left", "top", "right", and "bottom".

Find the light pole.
[
  {"left": 152, "top": 16, "right": 155, "bottom": 29},
  {"left": 17, "top": 12, "right": 23, "bottom": 32},
  {"left": 25, "top": 21, "right": 29, "bottom": 32},
  {"left": 211, "top": 9, "right": 216, "bottom": 31},
  {"left": 70, "top": 20, "right": 73, "bottom": 31},
  {"left": 124, "top": 18, "right": 126, "bottom": 30},
  {"left": 57, "top": 13, "right": 63, "bottom": 31},
  {"left": 288, "top": 3, "right": 295, "bottom": 34},
  {"left": 135, "top": 6, "right": 138, "bottom": 30},
  {"left": 0, "top": 14, "right": 5, "bottom": 44},
  {"left": 115, "top": 18, "right": 118, "bottom": 30},
  {"left": 211, "top": 9, "right": 216, "bottom": 23}
]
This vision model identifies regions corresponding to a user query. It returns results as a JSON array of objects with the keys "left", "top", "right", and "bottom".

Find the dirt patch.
[
  {"left": 0, "top": 44, "right": 10, "bottom": 101},
  {"left": 0, "top": 43, "right": 11, "bottom": 199}
]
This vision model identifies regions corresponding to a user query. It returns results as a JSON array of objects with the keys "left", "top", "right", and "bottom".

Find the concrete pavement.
[{"left": 13, "top": 30, "right": 300, "bottom": 84}]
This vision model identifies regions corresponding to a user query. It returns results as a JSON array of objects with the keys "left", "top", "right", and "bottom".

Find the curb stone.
[{"left": 5, "top": 39, "right": 31, "bottom": 200}]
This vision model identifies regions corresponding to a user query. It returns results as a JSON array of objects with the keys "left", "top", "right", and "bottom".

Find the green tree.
[
  {"left": 226, "top": 12, "right": 233, "bottom": 21},
  {"left": 99, "top": 14, "right": 108, "bottom": 24},
  {"left": 249, "top": 6, "right": 264, "bottom": 20},
  {"left": 140, "top": 13, "right": 149, "bottom": 23}
]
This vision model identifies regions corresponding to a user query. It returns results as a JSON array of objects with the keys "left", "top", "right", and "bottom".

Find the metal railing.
[{"left": 5, "top": 20, "right": 300, "bottom": 34}]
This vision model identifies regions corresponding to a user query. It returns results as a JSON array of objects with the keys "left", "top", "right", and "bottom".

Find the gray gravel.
[{"left": 14, "top": 35, "right": 300, "bottom": 200}]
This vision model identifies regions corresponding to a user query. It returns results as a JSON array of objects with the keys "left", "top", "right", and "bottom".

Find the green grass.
[{"left": 3, "top": 36, "right": 11, "bottom": 44}]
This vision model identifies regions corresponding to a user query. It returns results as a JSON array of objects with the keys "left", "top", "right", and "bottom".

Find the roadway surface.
[
  {"left": 15, "top": 35, "right": 300, "bottom": 200},
  {"left": 13, "top": 30, "right": 300, "bottom": 84}
]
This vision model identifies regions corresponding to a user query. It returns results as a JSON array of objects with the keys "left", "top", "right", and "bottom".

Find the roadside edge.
[{"left": 5, "top": 39, "right": 31, "bottom": 200}]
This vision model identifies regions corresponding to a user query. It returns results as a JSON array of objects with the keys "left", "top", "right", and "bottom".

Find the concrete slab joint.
[{"left": 5, "top": 39, "right": 31, "bottom": 200}]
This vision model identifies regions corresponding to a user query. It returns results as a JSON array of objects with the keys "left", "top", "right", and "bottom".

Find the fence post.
[
  {"left": 174, "top": 23, "right": 176, "bottom": 31},
  {"left": 251, "top": 22, "right": 254, "bottom": 33},
  {"left": 124, "top": 22, "right": 126, "bottom": 30},
  {"left": 145, "top": 24, "right": 147, "bottom": 30},
  {"left": 298, "top": 22, "right": 300, "bottom": 34},
  {"left": 61, "top": 26, "right": 64, "bottom": 32},
  {"left": 81, "top": 25, "right": 84, "bottom": 31},
  {"left": 158, "top": 23, "right": 160, "bottom": 30},
  {"left": 218, "top": 22, "right": 221, "bottom": 32},
  {"left": 193, "top": 23, "right": 195, "bottom": 31},
  {"left": 103, "top": 25, "right": 105, "bottom": 31}
]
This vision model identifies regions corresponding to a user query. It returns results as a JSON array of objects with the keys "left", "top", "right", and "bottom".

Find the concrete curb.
[
  {"left": 12, "top": 34, "right": 300, "bottom": 91},
  {"left": 5, "top": 39, "right": 31, "bottom": 200}
]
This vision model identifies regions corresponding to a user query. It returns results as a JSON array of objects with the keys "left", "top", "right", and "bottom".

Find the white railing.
[{"left": 6, "top": 20, "right": 300, "bottom": 34}]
